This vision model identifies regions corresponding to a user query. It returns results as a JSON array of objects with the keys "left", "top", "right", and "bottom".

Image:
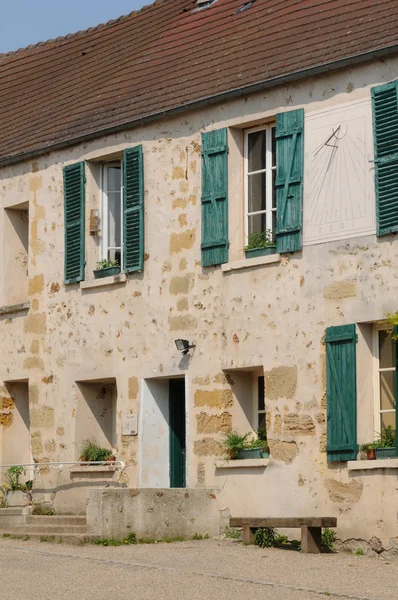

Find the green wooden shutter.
[
  {"left": 63, "top": 162, "right": 85, "bottom": 284},
  {"left": 201, "top": 128, "right": 229, "bottom": 266},
  {"left": 325, "top": 324, "right": 357, "bottom": 462},
  {"left": 371, "top": 81, "right": 398, "bottom": 236},
  {"left": 123, "top": 145, "right": 144, "bottom": 273},
  {"left": 275, "top": 109, "right": 304, "bottom": 253}
]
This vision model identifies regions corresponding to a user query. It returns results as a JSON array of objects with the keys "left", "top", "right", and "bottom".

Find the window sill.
[
  {"left": 215, "top": 458, "right": 269, "bottom": 469},
  {"left": 348, "top": 458, "right": 398, "bottom": 471},
  {"left": 70, "top": 466, "right": 117, "bottom": 473},
  {"left": 221, "top": 254, "right": 281, "bottom": 273},
  {"left": 0, "top": 302, "right": 30, "bottom": 315},
  {"left": 80, "top": 274, "right": 127, "bottom": 290}
]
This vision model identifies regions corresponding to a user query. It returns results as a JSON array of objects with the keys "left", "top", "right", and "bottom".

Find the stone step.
[
  {"left": 12, "top": 524, "right": 88, "bottom": 534},
  {"left": 0, "top": 531, "right": 97, "bottom": 545},
  {"left": 25, "top": 515, "right": 87, "bottom": 526},
  {"left": 0, "top": 508, "right": 26, "bottom": 516}
]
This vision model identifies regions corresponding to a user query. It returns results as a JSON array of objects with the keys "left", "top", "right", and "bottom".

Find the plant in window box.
[
  {"left": 79, "top": 440, "right": 116, "bottom": 464},
  {"left": 373, "top": 426, "right": 396, "bottom": 459},
  {"left": 244, "top": 230, "right": 276, "bottom": 259},
  {"left": 359, "top": 443, "right": 376, "bottom": 461},
  {"left": 93, "top": 259, "right": 121, "bottom": 279},
  {"left": 223, "top": 431, "right": 250, "bottom": 459}
]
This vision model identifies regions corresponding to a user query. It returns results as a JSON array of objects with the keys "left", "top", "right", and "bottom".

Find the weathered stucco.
[{"left": 1, "top": 57, "right": 398, "bottom": 544}]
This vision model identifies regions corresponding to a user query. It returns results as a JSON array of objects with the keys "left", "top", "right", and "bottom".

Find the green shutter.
[
  {"left": 275, "top": 109, "right": 304, "bottom": 253},
  {"left": 325, "top": 324, "right": 357, "bottom": 462},
  {"left": 371, "top": 81, "right": 398, "bottom": 236},
  {"left": 201, "top": 128, "right": 229, "bottom": 266},
  {"left": 123, "top": 145, "right": 144, "bottom": 273},
  {"left": 63, "top": 162, "right": 85, "bottom": 284}
]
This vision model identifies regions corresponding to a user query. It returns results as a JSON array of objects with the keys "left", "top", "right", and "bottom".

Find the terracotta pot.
[{"left": 367, "top": 448, "right": 376, "bottom": 460}]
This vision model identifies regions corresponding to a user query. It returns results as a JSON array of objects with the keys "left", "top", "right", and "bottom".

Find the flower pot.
[
  {"left": 367, "top": 448, "right": 376, "bottom": 460},
  {"left": 261, "top": 451, "right": 270, "bottom": 459},
  {"left": 6, "top": 491, "right": 31, "bottom": 507},
  {"left": 245, "top": 246, "right": 276, "bottom": 259},
  {"left": 375, "top": 447, "right": 396, "bottom": 459},
  {"left": 93, "top": 266, "right": 121, "bottom": 279},
  {"left": 237, "top": 448, "right": 262, "bottom": 459}
]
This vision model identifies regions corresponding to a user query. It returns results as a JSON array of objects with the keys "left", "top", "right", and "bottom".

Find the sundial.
[{"left": 304, "top": 99, "right": 375, "bottom": 245}]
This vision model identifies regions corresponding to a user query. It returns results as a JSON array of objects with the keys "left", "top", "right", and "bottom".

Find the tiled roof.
[{"left": 1, "top": 0, "right": 398, "bottom": 165}]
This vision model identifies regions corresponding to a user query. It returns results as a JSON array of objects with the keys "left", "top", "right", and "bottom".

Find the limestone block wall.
[{"left": 0, "top": 56, "right": 397, "bottom": 547}]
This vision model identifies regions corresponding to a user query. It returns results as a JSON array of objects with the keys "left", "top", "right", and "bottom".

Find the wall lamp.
[{"left": 175, "top": 339, "right": 196, "bottom": 355}]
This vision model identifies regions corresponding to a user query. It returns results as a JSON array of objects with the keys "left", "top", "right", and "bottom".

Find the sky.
[{"left": 0, "top": 0, "right": 150, "bottom": 53}]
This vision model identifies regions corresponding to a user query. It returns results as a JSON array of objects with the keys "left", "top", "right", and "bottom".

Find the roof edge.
[{"left": 2, "top": 43, "right": 398, "bottom": 168}]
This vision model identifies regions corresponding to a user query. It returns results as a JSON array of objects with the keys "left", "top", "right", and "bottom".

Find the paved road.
[{"left": 0, "top": 538, "right": 397, "bottom": 600}]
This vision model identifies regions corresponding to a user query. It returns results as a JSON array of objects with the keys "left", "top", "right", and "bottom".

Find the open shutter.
[
  {"left": 325, "top": 324, "right": 357, "bottom": 462},
  {"left": 123, "top": 145, "right": 144, "bottom": 273},
  {"left": 63, "top": 162, "right": 85, "bottom": 284},
  {"left": 371, "top": 81, "right": 398, "bottom": 236},
  {"left": 201, "top": 128, "right": 228, "bottom": 266},
  {"left": 275, "top": 109, "right": 304, "bottom": 253}
]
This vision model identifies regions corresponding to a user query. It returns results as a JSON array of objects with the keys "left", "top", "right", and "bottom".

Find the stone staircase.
[{"left": 0, "top": 509, "right": 96, "bottom": 544}]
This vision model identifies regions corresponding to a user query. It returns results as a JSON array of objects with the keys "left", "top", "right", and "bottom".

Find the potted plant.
[
  {"left": 244, "top": 230, "right": 276, "bottom": 259},
  {"left": 2, "top": 466, "right": 33, "bottom": 507},
  {"left": 93, "top": 259, "right": 121, "bottom": 279},
  {"left": 374, "top": 426, "right": 396, "bottom": 459},
  {"left": 80, "top": 440, "right": 116, "bottom": 464},
  {"left": 360, "top": 443, "right": 376, "bottom": 460},
  {"left": 222, "top": 431, "right": 250, "bottom": 459},
  {"left": 257, "top": 427, "right": 269, "bottom": 458}
]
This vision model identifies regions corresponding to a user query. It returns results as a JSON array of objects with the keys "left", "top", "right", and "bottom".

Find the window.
[
  {"left": 256, "top": 376, "right": 266, "bottom": 432},
  {"left": 244, "top": 125, "right": 276, "bottom": 243},
  {"left": 374, "top": 329, "right": 396, "bottom": 434},
  {"left": 101, "top": 162, "right": 123, "bottom": 266}
]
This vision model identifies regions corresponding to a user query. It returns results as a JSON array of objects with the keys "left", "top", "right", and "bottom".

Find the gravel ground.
[{"left": 0, "top": 537, "right": 397, "bottom": 600}]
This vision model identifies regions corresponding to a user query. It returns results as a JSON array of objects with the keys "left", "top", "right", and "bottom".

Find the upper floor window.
[
  {"left": 102, "top": 162, "right": 123, "bottom": 267},
  {"left": 244, "top": 125, "right": 276, "bottom": 243}
]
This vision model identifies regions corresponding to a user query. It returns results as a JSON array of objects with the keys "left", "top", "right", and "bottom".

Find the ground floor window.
[{"left": 374, "top": 328, "right": 396, "bottom": 435}]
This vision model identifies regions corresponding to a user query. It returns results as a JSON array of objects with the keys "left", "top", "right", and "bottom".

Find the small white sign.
[{"left": 122, "top": 414, "right": 138, "bottom": 436}]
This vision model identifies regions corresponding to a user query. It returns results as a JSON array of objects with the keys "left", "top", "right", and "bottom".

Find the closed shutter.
[
  {"left": 275, "top": 109, "right": 304, "bottom": 253},
  {"left": 325, "top": 324, "right": 357, "bottom": 462},
  {"left": 201, "top": 128, "right": 229, "bottom": 266},
  {"left": 63, "top": 162, "right": 85, "bottom": 284},
  {"left": 123, "top": 145, "right": 144, "bottom": 273},
  {"left": 395, "top": 325, "right": 398, "bottom": 458},
  {"left": 371, "top": 81, "right": 398, "bottom": 236}
]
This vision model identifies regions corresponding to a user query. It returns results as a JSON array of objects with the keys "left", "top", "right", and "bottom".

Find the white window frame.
[
  {"left": 252, "top": 374, "right": 266, "bottom": 432},
  {"left": 101, "top": 161, "right": 124, "bottom": 268},
  {"left": 372, "top": 325, "right": 396, "bottom": 438},
  {"left": 243, "top": 124, "right": 276, "bottom": 244}
]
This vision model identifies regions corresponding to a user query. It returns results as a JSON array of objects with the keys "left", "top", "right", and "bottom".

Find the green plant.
[
  {"left": 162, "top": 536, "right": 185, "bottom": 543},
  {"left": 93, "top": 533, "right": 137, "bottom": 546},
  {"left": 96, "top": 259, "right": 120, "bottom": 270},
  {"left": 80, "top": 440, "right": 114, "bottom": 463},
  {"left": 40, "top": 535, "right": 56, "bottom": 543},
  {"left": 274, "top": 534, "right": 289, "bottom": 545},
  {"left": 321, "top": 528, "right": 336, "bottom": 553},
  {"left": 3, "top": 466, "right": 32, "bottom": 492},
  {"left": 223, "top": 431, "right": 250, "bottom": 459},
  {"left": 224, "top": 528, "right": 241, "bottom": 540},
  {"left": 354, "top": 548, "right": 365, "bottom": 556},
  {"left": 360, "top": 442, "right": 375, "bottom": 453},
  {"left": 244, "top": 230, "right": 275, "bottom": 251},
  {"left": 32, "top": 504, "right": 55, "bottom": 516},
  {"left": 138, "top": 537, "right": 156, "bottom": 544},
  {"left": 378, "top": 425, "right": 395, "bottom": 448},
  {"left": 254, "top": 527, "right": 276, "bottom": 548}
]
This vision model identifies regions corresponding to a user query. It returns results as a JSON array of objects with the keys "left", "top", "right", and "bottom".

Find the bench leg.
[
  {"left": 242, "top": 524, "right": 255, "bottom": 544},
  {"left": 301, "top": 526, "right": 322, "bottom": 553}
]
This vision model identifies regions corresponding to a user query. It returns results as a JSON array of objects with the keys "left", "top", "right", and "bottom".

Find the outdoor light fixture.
[{"left": 175, "top": 339, "right": 195, "bottom": 355}]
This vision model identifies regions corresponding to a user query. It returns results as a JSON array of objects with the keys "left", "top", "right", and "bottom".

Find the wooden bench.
[{"left": 229, "top": 517, "right": 337, "bottom": 554}]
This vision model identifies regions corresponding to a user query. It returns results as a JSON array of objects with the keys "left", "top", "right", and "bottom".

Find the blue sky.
[{"left": 0, "top": 1, "right": 149, "bottom": 53}]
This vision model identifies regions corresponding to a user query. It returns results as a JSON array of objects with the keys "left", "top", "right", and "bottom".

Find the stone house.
[{"left": 0, "top": 0, "right": 398, "bottom": 549}]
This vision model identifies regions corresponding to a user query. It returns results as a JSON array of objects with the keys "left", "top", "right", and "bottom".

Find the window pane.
[
  {"left": 272, "top": 169, "right": 276, "bottom": 209},
  {"left": 379, "top": 331, "right": 395, "bottom": 369},
  {"left": 248, "top": 131, "right": 265, "bottom": 172},
  {"left": 258, "top": 413, "right": 266, "bottom": 431},
  {"left": 107, "top": 166, "right": 121, "bottom": 192},
  {"left": 258, "top": 376, "right": 265, "bottom": 411},
  {"left": 381, "top": 411, "right": 396, "bottom": 431},
  {"left": 108, "top": 248, "right": 121, "bottom": 265},
  {"left": 380, "top": 371, "right": 396, "bottom": 411},
  {"left": 272, "top": 127, "right": 276, "bottom": 166},
  {"left": 272, "top": 212, "right": 276, "bottom": 239},
  {"left": 248, "top": 172, "right": 266, "bottom": 213},
  {"left": 108, "top": 191, "right": 122, "bottom": 249},
  {"left": 248, "top": 213, "right": 266, "bottom": 235}
]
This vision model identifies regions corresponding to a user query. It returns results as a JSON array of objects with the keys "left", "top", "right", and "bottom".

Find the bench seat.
[{"left": 230, "top": 517, "right": 337, "bottom": 553}]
